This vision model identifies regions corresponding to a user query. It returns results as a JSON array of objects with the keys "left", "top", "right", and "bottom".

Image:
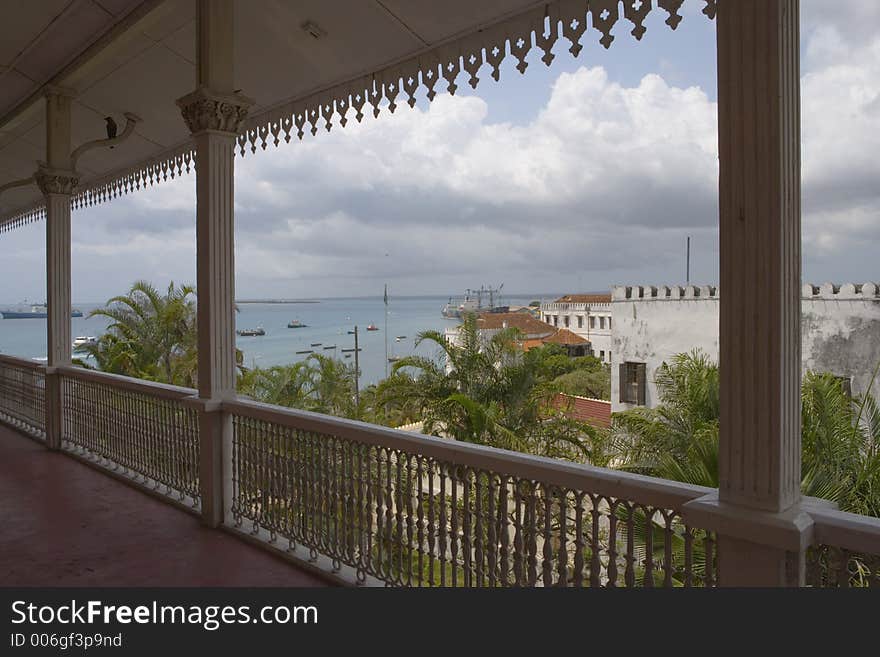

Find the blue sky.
[{"left": 0, "top": 1, "right": 877, "bottom": 303}]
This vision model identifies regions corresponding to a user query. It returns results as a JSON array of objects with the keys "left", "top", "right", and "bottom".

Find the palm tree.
[
  {"left": 375, "top": 313, "right": 599, "bottom": 461},
  {"left": 238, "top": 354, "right": 359, "bottom": 419},
  {"left": 82, "top": 280, "right": 197, "bottom": 385},
  {"left": 610, "top": 350, "right": 880, "bottom": 515},
  {"left": 237, "top": 361, "right": 312, "bottom": 408}
]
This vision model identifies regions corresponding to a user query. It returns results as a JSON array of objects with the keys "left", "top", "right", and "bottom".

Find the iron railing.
[
  {"left": 807, "top": 507, "right": 880, "bottom": 587},
  {"left": 225, "top": 398, "right": 717, "bottom": 587},
  {"left": 4, "top": 363, "right": 880, "bottom": 587},
  {"left": 0, "top": 354, "right": 46, "bottom": 439},
  {"left": 58, "top": 366, "right": 201, "bottom": 509}
]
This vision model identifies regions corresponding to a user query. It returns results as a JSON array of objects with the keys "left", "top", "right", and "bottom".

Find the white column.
[
  {"left": 36, "top": 88, "right": 79, "bottom": 450},
  {"left": 177, "top": 0, "right": 252, "bottom": 527},
  {"left": 684, "top": 0, "right": 813, "bottom": 586}
]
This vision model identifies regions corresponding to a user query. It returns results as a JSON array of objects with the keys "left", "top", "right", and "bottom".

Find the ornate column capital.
[
  {"left": 176, "top": 86, "right": 254, "bottom": 135},
  {"left": 34, "top": 166, "right": 79, "bottom": 196}
]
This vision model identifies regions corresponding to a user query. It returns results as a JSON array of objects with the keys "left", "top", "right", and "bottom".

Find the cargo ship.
[
  {"left": 0, "top": 303, "right": 83, "bottom": 319},
  {"left": 441, "top": 284, "right": 507, "bottom": 318}
]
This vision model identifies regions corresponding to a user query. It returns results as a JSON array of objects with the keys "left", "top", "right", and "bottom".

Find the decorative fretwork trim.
[
  {"left": 0, "top": 0, "right": 717, "bottom": 233},
  {"left": 69, "top": 143, "right": 197, "bottom": 213},
  {"left": 236, "top": 0, "right": 716, "bottom": 155}
]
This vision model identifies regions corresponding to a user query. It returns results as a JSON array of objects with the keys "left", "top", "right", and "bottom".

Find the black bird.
[{"left": 105, "top": 116, "right": 117, "bottom": 148}]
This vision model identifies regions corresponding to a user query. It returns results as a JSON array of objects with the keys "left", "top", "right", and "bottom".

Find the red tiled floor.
[{"left": 0, "top": 425, "right": 329, "bottom": 586}]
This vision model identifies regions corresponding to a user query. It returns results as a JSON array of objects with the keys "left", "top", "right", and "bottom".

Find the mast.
[
  {"left": 354, "top": 325, "right": 360, "bottom": 407},
  {"left": 384, "top": 284, "right": 389, "bottom": 377},
  {"left": 686, "top": 236, "right": 691, "bottom": 285}
]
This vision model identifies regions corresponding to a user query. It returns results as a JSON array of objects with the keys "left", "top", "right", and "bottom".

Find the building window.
[
  {"left": 608, "top": 317, "right": 612, "bottom": 330},
  {"left": 599, "top": 350, "right": 604, "bottom": 361},
  {"left": 599, "top": 316, "right": 606, "bottom": 329},
  {"left": 577, "top": 315, "right": 584, "bottom": 328},
  {"left": 619, "top": 362, "right": 647, "bottom": 405},
  {"left": 553, "top": 316, "right": 558, "bottom": 326},
  {"left": 564, "top": 316, "right": 570, "bottom": 328},
  {"left": 590, "top": 316, "right": 596, "bottom": 329}
]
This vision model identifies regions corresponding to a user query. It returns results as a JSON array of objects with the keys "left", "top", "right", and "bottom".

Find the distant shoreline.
[{"left": 235, "top": 300, "right": 321, "bottom": 304}]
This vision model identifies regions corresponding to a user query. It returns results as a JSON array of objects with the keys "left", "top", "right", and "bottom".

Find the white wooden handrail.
[
  {"left": 0, "top": 354, "right": 46, "bottom": 370},
  {"left": 809, "top": 507, "right": 880, "bottom": 556},
  {"left": 223, "top": 395, "right": 711, "bottom": 511},
  {"left": 56, "top": 365, "right": 196, "bottom": 400}
]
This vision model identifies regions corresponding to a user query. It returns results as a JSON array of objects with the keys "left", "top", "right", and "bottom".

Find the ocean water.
[{"left": 0, "top": 295, "right": 545, "bottom": 388}]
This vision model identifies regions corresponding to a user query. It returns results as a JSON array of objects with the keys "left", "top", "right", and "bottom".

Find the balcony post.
[
  {"left": 177, "top": 0, "right": 252, "bottom": 527},
  {"left": 684, "top": 0, "right": 812, "bottom": 586},
  {"left": 37, "top": 87, "right": 78, "bottom": 450}
]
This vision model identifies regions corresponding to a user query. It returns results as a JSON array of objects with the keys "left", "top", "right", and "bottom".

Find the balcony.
[
  {"left": 2, "top": 355, "right": 877, "bottom": 587},
  {"left": 1, "top": 1, "right": 879, "bottom": 587}
]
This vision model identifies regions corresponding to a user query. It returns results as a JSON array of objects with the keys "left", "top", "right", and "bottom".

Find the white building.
[
  {"left": 540, "top": 294, "right": 613, "bottom": 364},
  {"left": 611, "top": 283, "right": 880, "bottom": 413}
]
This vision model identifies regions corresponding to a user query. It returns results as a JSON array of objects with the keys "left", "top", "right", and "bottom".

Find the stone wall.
[{"left": 611, "top": 283, "right": 880, "bottom": 412}]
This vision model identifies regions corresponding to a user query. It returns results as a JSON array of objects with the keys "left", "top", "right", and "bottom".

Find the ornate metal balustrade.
[
  {"left": 807, "top": 508, "right": 880, "bottom": 588},
  {"left": 58, "top": 366, "right": 201, "bottom": 510},
  {"left": 5, "top": 362, "right": 880, "bottom": 587},
  {"left": 225, "top": 398, "right": 717, "bottom": 587},
  {"left": 0, "top": 354, "right": 46, "bottom": 439}
]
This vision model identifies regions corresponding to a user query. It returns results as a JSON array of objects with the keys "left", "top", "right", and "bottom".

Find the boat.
[
  {"left": 322, "top": 345, "right": 336, "bottom": 350},
  {"left": 236, "top": 327, "right": 265, "bottom": 336},
  {"left": 310, "top": 342, "right": 322, "bottom": 347},
  {"left": 347, "top": 330, "right": 356, "bottom": 335},
  {"left": 340, "top": 348, "right": 362, "bottom": 353},
  {"left": 396, "top": 335, "right": 407, "bottom": 340},
  {"left": 295, "top": 349, "right": 313, "bottom": 355},
  {"left": 344, "top": 354, "right": 352, "bottom": 359},
  {"left": 72, "top": 336, "right": 98, "bottom": 351},
  {"left": 441, "top": 284, "right": 505, "bottom": 319},
  {"left": 388, "top": 356, "right": 401, "bottom": 363},
  {"left": 287, "top": 319, "right": 307, "bottom": 328},
  {"left": 366, "top": 324, "right": 379, "bottom": 331},
  {"left": 1, "top": 303, "right": 83, "bottom": 319}
]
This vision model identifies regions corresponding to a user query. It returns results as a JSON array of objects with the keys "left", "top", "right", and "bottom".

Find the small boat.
[
  {"left": 340, "top": 348, "right": 362, "bottom": 353},
  {"left": 236, "top": 327, "right": 265, "bottom": 337},
  {"left": 322, "top": 345, "right": 336, "bottom": 350},
  {"left": 72, "top": 336, "right": 98, "bottom": 350},
  {"left": 366, "top": 324, "right": 379, "bottom": 331},
  {"left": 288, "top": 319, "right": 307, "bottom": 328},
  {"left": 344, "top": 354, "right": 352, "bottom": 359},
  {"left": 310, "top": 342, "right": 322, "bottom": 347},
  {"left": 347, "top": 330, "right": 356, "bottom": 335},
  {"left": 388, "top": 356, "right": 401, "bottom": 363},
  {"left": 396, "top": 335, "right": 407, "bottom": 340},
  {"left": 295, "top": 349, "right": 313, "bottom": 355}
]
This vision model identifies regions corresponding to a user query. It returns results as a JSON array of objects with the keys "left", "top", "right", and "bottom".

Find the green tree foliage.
[
  {"left": 238, "top": 354, "right": 360, "bottom": 419},
  {"left": 610, "top": 350, "right": 880, "bottom": 516},
  {"left": 79, "top": 280, "right": 199, "bottom": 386},
  {"left": 370, "top": 314, "right": 603, "bottom": 461}
]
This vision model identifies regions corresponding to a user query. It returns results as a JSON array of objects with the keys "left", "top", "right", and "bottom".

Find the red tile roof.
[
  {"left": 475, "top": 312, "right": 554, "bottom": 335},
  {"left": 543, "top": 328, "right": 589, "bottom": 346},
  {"left": 552, "top": 394, "right": 611, "bottom": 428}
]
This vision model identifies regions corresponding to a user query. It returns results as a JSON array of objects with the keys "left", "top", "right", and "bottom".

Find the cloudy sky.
[{"left": 1, "top": 0, "right": 878, "bottom": 303}]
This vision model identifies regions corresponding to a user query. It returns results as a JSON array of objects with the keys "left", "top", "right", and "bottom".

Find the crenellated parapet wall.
[
  {"left": 614, "top": 283, "right": 880, "bottom": 302},
  {"left": 612, "top": 285, "right": 719, "bottom": 301},
  {"left": 611, "top": 282, "right": 880, "bottom": 413},
  {"left": 801, "top": 283, "right": 880, "bottom": 300}
]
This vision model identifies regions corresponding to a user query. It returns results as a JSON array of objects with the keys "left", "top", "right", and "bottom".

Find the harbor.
[{"left": 0, "top": 293, "right": 545, "bottom": 387}]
